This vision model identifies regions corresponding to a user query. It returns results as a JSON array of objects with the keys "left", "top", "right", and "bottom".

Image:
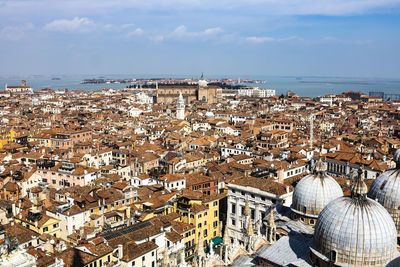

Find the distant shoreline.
[{"left": 299, "top": 81, "right": 373, "bottom": 85}]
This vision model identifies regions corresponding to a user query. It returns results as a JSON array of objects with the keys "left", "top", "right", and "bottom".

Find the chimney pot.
[{"left": 118, "top": 244, "right": 123, "bottom": 259}]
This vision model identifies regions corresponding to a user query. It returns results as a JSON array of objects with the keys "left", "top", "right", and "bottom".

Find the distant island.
[{"left": 81, "top": 77, "right": 265, "bottom": 85}]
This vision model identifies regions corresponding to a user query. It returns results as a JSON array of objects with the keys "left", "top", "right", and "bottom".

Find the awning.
[{"left": 204, "top": 236, "right": 222, "bottom": 253}]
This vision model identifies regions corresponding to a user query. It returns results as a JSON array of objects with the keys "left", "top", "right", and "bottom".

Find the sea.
[{"left": 0, "top": 74, "right": 399, "bottom": 98}]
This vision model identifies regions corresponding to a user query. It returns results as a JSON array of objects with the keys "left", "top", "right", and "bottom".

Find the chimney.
[
  {"left": 277, "top": 169, "right": 284, "bottom": 184},
  {"left": 35, "top": 220, "right": 38, "bottom": 229},
  {"left": 12, "top": 203, "right": 16, "bottom": 216},
  {"left": 118, "top": 244, "right": 123, "bottom": 259},
  {"left": 286, "top": 186, "right": 290, "bottom": 193}
]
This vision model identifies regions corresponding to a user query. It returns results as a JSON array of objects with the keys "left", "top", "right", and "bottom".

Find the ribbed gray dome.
[
  {"left": 368, "top": 155, "right": 400, "bottom": 235},
  {"left": 313, "top": 196, "right": 398, "bottom": 266},
  {"left": 291, "top": 173, "right": 343, "bottom": 218}
]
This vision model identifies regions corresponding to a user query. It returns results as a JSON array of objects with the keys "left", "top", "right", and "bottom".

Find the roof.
[
  {"left": 121, "top": 241, "right": 158, "bottom": 262},
  {"left": 166, "top": 231, "right": 183, "bottom": 243},
  {"left": 229, "top": 177, "right": 293, "bottom": 195},
  {"left": 257, "top": 234, "right": 313, "bottom": 267},
  {"left": 55, "top": 248, "right": 97, "bottom": 267}
]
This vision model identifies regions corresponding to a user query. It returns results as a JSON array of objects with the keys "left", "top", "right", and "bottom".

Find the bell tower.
[{"left": 176, "top": 91, "right": 185, "bottom": 120}]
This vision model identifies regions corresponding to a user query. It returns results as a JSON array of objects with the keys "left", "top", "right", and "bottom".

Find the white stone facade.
[{"left": 226, "top": 183, "right": 292, "bottom": 245}]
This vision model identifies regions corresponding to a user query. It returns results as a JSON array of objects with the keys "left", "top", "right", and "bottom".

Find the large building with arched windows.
[{"left": 155, "top": 78, "right": 221, "bottom": 104}]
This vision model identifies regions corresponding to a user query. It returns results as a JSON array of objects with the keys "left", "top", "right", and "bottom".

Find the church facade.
[{"left": 155, "top": 81, "right": 222, "bottom": 104}]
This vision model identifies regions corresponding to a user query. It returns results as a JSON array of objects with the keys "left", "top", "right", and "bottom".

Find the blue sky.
[{"left": 1, "top": 0, "right": 400, "bottom": 78}]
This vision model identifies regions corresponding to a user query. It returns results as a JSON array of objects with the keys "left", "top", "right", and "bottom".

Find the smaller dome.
[
  {"left": 205, "top": 111, "right": 214, "bottom": 118},
  {"left": 291, "top": 159, "right": 343, "bottom": 218},
  {"left": 368, "top": 148, "right": 400, "bottom": 235}
]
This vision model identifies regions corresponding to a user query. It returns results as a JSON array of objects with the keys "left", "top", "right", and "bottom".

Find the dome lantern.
[{"left": 350, "top": 168, "right": 368, "bottom": 200}]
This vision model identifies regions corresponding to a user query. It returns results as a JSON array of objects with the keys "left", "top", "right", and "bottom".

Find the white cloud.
[
  {"left": 246, "top": 36, "right": 276, "bottom": 43},
  {"left": 126, "top": 28, "right": 144, "bottom": 38},
  {"left": 246, "top": 35, "right": 302, "bottom": 43},
  {"left": 149, "top": 35, "right": 164, "bottom": 42},
  {"left": 44, "top": 17, "right": 97, "bottom": 33},
  {"left": 0, "top": 23, "right": 34, "bottom": 41},
  {"left": 323, "top": 36, "right": 372, "bottom": 45},
  {"left": 172, "top": 25, "right": 223, "bottom": 40}
]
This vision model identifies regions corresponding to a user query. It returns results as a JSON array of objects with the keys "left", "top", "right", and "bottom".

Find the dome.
[
  {"left": 205, "top": 111, "right": 214, "bottom": 118},
  {"left": 368, "top": 149, "right": 400, "bottom": 235},
  {"left": 198, "top": 79, "right": 208, "bottom": 87},
  {"left": 291, "top": 159, "right": 343, "bottom": 218},
  {"left": 311, "top": 169, "right": 398, "bottom": 266}
]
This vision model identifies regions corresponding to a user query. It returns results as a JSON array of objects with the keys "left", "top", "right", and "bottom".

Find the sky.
[{"left": 1, "top": 0, "right": 400, "bottom": 78}]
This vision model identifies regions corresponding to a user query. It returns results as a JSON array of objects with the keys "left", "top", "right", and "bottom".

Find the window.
[
  {"left": 231, "top": 219, "right": 236, "bottom": 226},
  {"left": 43, "top": 227, "right": 48, "bottom": 232},
  {"left": 213, "top": 221, "right": 218, "bottom": 228},
  {"left": 330, "top": 250, "right": 337, "bottom": 263},
  {"left": 214, "top": 210, "right": 218, "bottom": 217},
  {"left": 213, "top": 201, "right": 217, "bottom": 206},
  {"left": 142, "top": 256, "right": 145, "bottom": 261},
  {"left": 380, "top": 180, "right": 387, "bottom": 190},
  {"left": 152, "top": 251, "right": 155, "bottom": 256},
  {"left": 231, "top": 203, "right": 236, "bottom": 214},
  {"left": 132, "top": 261, "right": 135, "bottom": 266}
]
